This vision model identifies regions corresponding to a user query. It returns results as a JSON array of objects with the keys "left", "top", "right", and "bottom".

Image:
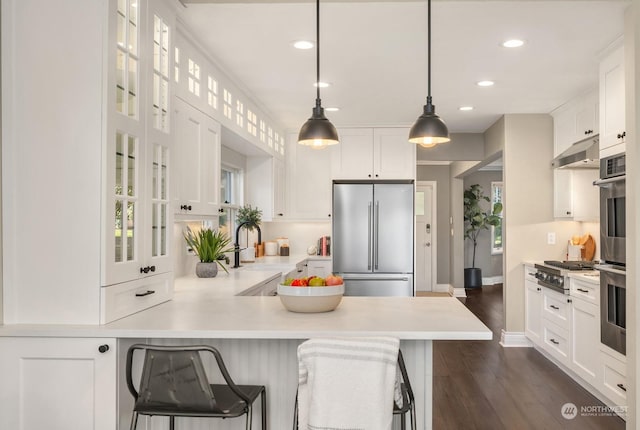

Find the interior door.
[{"left": 415, "top": 183, "right": 435, "bottom": 291}]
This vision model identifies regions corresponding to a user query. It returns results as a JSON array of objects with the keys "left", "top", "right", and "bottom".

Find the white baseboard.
[
  {"left": 447, "top": 285, "right": 467, "bottom": 298},
  {"left": 434, "top": 283, "right": 451, "bottom": 293},
  {"left": 499, "top": 330, "right": 532, "bottom": 347},
  {"left": 482, "top": 275, "right": 503, "bottom": 286}
]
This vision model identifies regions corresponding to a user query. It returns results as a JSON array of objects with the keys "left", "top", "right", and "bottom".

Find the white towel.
[{"left": 297, "top": 337, "right": 400, "bottom": 430}]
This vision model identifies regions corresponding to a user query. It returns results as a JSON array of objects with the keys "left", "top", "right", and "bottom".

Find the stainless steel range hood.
[{"left": 551, "top": 135, "right": 599, "bottom": 169}]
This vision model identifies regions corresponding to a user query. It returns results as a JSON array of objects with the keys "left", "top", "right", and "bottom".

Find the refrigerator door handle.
[
  {"left": 374, "top": 200, "right": 380, "bottom": 270},
  {"left": 367, "top": 202, "right": 372, "bottom": 270}
]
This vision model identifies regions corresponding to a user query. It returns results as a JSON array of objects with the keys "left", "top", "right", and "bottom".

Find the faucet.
[{"left": 233, "top": 222, "right": 262, "bottom": 268}]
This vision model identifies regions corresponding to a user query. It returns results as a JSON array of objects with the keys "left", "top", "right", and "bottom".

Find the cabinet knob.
[
  {"left": 98, "top": 344, "right": 110, "bottom": 354},
  {"left": 537, "top": 287, "right": 541, "bottom": 291},
  {"left": 567, "top": 298, "right": 572, "bottom": 303},
  {"left": 218, "top": 208, "right": 224, "bottom": 213},
  {"left": 368, "top": 174, "right": 372, "bottom": 178},
  {"left": 328, "top": 214, "right": 331, "bottom": 217},
  {"left": 566, "top": 211, "right": 571, "bottom": 215},
  {"left": 149, "top": 265, "right": 156, "bottom": 272}
]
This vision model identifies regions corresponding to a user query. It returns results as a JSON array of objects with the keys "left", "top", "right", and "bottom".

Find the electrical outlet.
[{"left": 547, "top": 232, "right": 556, "bottom": 245}]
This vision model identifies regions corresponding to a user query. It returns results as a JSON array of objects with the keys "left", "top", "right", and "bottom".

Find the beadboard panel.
[{"left": 120, "top": 338, "right": 433, "bottom": 429}]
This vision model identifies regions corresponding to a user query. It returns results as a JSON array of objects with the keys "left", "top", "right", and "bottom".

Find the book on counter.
[{"left": 317, "top": 236, "right": 331, "bottom": 256}]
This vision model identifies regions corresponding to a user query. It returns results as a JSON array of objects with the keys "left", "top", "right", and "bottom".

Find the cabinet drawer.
[
  {"left": 543, "top": 320, "right": 570, "bottom": 365},
  {"left": 524, "top": 265, "right": 538, "bottom": 283},
  {"left": 600, "top": 350, "right": 627, "bottom": 407},
  {"left": 101, "top": 272, "right": 173, "bottom": 323},
  {"left": 570, "top": 278, "right": 599, "bottom": 305},
  {"left": 542, "top": 289, "right": 571, "bottom": 330}
]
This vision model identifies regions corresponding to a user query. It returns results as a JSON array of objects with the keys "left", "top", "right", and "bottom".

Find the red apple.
[{"left": 325, "top": 275, "right": 343, "bottom": 286}]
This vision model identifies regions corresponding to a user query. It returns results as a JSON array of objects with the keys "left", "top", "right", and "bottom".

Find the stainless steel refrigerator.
[{"left": 332, "top": 181, "right": 414, "bottom": 296}]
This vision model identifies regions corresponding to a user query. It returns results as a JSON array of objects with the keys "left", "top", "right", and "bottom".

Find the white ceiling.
[{"left": 180, "top": 0, "right": 629, "bottom": 134}]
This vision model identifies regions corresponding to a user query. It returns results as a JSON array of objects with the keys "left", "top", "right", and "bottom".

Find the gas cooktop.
[{"left": 543, "top": 260, "right": 595, "bottom": 271}]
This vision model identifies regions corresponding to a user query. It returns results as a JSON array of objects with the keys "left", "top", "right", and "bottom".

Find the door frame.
[{"left": 416, "top": 181, "right": 438, "bottom": 292}]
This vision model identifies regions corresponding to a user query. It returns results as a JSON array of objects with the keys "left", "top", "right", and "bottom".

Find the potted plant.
[
  {"left": 236, "top": 204, "right": 263, "bottom": 258},
  {"left": 463, "top": 184, "right": 503, "bottom": 288},
  {"left": 184, "top": 226, "right": 234, "bottom": 278}
]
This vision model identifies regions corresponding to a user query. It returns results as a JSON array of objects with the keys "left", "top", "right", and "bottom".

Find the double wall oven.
[{"left": 594, "top": 153, "right": 626, "bottom": 356}]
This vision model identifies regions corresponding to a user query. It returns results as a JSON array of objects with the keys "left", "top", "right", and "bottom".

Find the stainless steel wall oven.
[{"left": 595, "top": 153, "right": 626, "bottom": 355}]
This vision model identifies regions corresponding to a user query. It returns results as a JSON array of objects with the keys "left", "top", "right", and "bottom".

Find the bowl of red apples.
[{"left": 277, "top": 275, "right": 344, "bottom": 313}]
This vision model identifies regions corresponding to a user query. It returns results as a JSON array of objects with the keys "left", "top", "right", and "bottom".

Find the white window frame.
[{"left": 490, "top": 181, "right": 503, "bottom": 255}]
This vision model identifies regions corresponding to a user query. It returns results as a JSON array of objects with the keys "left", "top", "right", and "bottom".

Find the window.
[
  {"left": 174, "top": 47, "right": 180, "bottom": 83},
  {"left": 267, "top": 127, "right": 273, "bottom": 148},
  {"left": 115, "top": 0, "right": 139, "bottom": 117},
  {"left": 218, "top": 165, "right": 243, "bottom": 243},
  {"left": 187, "top": 58, "right": 200, "bottom": 96},
  {"left": 247, "top": 110, "right": 257, "bottom": 136},
  {"left": 223, "top": 89, "right": 233, "bottom": 120},
  {"left": 207, "top": 75, "right": 218, "bottom": 109},
  {"left": 152, "top": 15, "right": 170, "bottom": 132},
  {"left": 259, "top": 120, "right": 266, "bottom": 143},
  {"left": 491, "top": 181, "right": 503, "bottom": 255}
]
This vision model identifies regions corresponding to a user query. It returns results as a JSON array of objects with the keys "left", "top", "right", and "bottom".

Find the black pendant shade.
[
  {"left": 298, "top": 0, "right": 338, "bottom": 149},
  {"left": 298, "top": 102, "right": 339, "bottom": 148},
  {"left": 409, "top": 0, "right": 450, "bottom": 148}
]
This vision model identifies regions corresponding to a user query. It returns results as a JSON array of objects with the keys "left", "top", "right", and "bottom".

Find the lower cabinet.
[
  {"left": 571, "top": 297, "right": 600, "bottom": 386},
  {"left": 523, "top": 266, "right": 627, "bottom": 416},
  {"left": 307, "top": 259, "right": 333, "bottom": 278},
  {"left": 0, "top": 337, "right": 117, "bottom": 430}
]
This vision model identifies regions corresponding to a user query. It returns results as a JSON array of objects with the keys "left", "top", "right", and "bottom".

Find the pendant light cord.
[
  {"left": 427, "top": 0, "right": 431, "bottom": 102},
  {"left": 316, "top": 0, "right": 321, "bottom": 106}
]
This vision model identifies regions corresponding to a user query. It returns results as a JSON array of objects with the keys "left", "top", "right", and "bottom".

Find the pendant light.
[
  {"left": 298, "top": 0, "right": 339, "bottom": 149},
  {"left": 409, "top": 0, "right": 450, "bottom": 148}
]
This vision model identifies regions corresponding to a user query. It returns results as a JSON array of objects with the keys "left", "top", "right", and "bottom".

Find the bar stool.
[{"left": 126, "top": 344, "right": 267, "bottom": 430}]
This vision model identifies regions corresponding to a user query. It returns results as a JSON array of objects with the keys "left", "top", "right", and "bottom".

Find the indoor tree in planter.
[
  {"left": 464, "top": 184, "right": 503, "bottom": 288},
  {"left": 184, "top": 226, "right": 234, "bottom": 278}
]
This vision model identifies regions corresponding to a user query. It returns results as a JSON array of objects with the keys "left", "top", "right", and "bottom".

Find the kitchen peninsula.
[{"left": 0, "top": 267, "right": 491, "bottom": 430}]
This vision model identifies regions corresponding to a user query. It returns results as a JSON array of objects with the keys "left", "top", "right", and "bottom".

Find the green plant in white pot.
[
  {"left": 463, "top": 184, "right": 503, "bottom": 288},
  {"left": 184, "top": 227, "right": 234, "bottom": 278}
]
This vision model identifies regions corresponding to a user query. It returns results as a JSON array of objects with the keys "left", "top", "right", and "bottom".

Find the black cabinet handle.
[
  {"left": 140, "top": 267, "right": 149, "bottom": 274},
  {"left": 149, "top": 265, "right": 156, "bottom": 272},
  {"left": 537, "top": 287, "right": 541, "bottom": 291},
  {"left": 577, "top": 288, "right": 589, "bottom": 293},
  {"left": 550, "top": 305, "right": 560, "bottom": 310},
  {"left": 550, "top": 339, "right": 559, "bottom": 345},
  {"left": 98, "top": 344, "right": 110, "bottom": 353},
  {"left": 368, "top": 174, "right": 372, "bottom": 178},
  {"left": 617, "top": 383, "right": 627, "bottom": 392},
  {"left": 567, "top": 299, "right": 572, "bottom": 304},
  {"left": 218, "top": 208, "right": 224, "bottom": 213},
  {"left": 180, "top": 204, "right": 192, "bottom": 211},
  {"left": 566, "top": 211, "right": 571, "bottom": 215},
  {"left": 224, "top": 200, "right": 229, "bottom": 204},
  {"left": 135, "top": 290, "right": 156, "bottom": 297},
  {"left": 617, "top": 132, "right": 626, "bottom": 140},
  {"left": 277, "top": 213, "right": 284, "bottom": 217}
]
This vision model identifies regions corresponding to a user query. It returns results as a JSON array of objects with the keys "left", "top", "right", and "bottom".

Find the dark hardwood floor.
[{"left": 432, "top": 284, "right": 625, "bottom": 430}]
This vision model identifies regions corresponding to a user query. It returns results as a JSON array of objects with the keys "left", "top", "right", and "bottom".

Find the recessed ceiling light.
[
  {"left": 325, "top": 107, "right": 340, "bottom": 112},
  {"left": 502, "top": 39, "right": 524, "bottom": 48},
  {"left": 313, "top": 82, "right": 330, "bottom": 88},
  {"left": 293, "top": 40, "right": 314, "bottom": 50},
  {"left": 477, "top": 80, "right": 495, "bottom": 87},
  {"left": 459, "top": 106, "right": 474, "bottom": 111}
]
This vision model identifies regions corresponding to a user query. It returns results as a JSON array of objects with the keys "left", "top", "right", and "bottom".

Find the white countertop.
[
  {"left": 568, "top": 271, "right": 600, "bottom": 285},
  {"left": 0, "top": 272, "right": 491, "bottom": 341}
]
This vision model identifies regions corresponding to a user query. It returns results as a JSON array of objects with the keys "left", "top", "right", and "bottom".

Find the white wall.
[{"left": 261, "top": 221, "right": 331, "bottom": 257}]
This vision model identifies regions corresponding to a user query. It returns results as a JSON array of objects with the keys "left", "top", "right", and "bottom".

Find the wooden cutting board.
[{"left": 581, "top": 235, "right": 596, "bottom": 261}]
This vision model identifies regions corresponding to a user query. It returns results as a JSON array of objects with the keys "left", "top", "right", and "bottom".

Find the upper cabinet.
[
  {"left": 287, "top": 134, "right": 335, "bottom": 220},
  {"left": 246, "top": 156, "right": 285, "bottom": 221},
  {"left": 552, "top": 89, "right": 598, "bottom": 156},
  {"left": 332, "top": 128, "right": 416, "bottom": 180},
  {"left": 599, "top": 45, "right": 625, "bottom": 156},
  {"left": 173, "top": 97, "right": 221, "bottom": 217},
  {"left": 2, "top": 0, "right": 177, "bottom": 324}
]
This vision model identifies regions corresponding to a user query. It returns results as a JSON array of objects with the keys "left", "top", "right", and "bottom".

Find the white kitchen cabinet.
[
  {"left": 542, "top": 287, "right": 572, "bottom": 330},
  {"left": 598, "top": 348, "right": 627, "bottom": 410},
  {"left": 0, "top": 337, "right": 117, "bottom": 430},
  {"left": 524, "top": 269, "right": 543, "bottom": 346},
  {"left": 173, "top": 97, "right": 221, "bottom": 217},
  {"left": 332, "top": 128, "right": 415, "bottom": 180},
  {"left": 553, "top": 169, "right": 599, "bottom": 221},
  {"left": 570, "top": 277, "right": 599, "bottom": 305},
  {"left": 246, "top": 155, "right": 286, "bottom": 221},
  {"left": 599, "top": 44, "right": 626, "bottom": 155},
  {"left": 2, "top": 0, "right": 176, "bottom": 324},
  {"left": 286, "top": 133, "right": 334, "bottom": 220},
  {"left": 552, "top": 89, "right": 599, "bottom": 155},
  {"left": 307, "top": 259, "right": 333, "bottom": 278},
  {"left": 571, "top": 296, "right": 600, "bottom": 386}
]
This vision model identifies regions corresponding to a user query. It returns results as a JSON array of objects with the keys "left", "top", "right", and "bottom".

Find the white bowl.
[{"left": 277, "top": 284, "right": 344, "bottom": 313}]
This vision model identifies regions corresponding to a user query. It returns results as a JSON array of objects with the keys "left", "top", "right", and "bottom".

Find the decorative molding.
[
  {"left": 482, "top": 275, "right": 504, "bottom": 286},
  {"left": 434, "top": 284, "right": 450, "bottom": 294},
  {"left": 499, "top": 330, "right": 532, "bottom": 348},
  {"left": 448, "top": 285, "right": 467, "bottom": 298},
  {"left": 416, "top": 160, "right": 452, "bottom": 166}
]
